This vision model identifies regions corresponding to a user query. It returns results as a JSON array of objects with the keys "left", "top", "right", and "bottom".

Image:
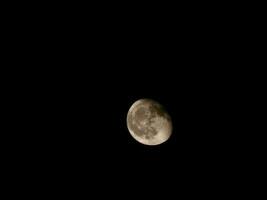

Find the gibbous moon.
[{"left": 127, "top": 99, "right": 172, "bottom": 145}]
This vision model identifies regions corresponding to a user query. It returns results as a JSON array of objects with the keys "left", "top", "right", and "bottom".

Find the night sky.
[
  {"left": 8, "top": 6, "right": 258, "bottom": 197},
  {"left": 29, "top": 47, "right": 245, "bottom": 192}
]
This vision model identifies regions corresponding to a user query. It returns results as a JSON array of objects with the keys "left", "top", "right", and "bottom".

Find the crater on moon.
[{"left": 127, "top": 99, "right": 172, "bottom": 145}]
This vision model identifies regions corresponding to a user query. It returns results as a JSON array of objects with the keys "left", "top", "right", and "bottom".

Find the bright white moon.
[{"left": 127, "top": 99, "right": 172, "bottom": 145}]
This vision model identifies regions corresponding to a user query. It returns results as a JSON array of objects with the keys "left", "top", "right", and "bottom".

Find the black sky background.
[{"left": 5, "top": 4, "right": 261, "bottom": 196}]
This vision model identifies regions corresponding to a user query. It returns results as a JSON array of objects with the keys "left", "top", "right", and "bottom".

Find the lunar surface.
[{"left": 127, "top": 99, "right": 172, "bottom": 145}]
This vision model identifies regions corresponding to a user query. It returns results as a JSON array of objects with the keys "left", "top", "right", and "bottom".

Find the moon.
[{"left": 127, "top": 99, "right": 172, "bottom": 145}]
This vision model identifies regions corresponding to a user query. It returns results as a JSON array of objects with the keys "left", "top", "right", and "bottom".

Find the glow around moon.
[{"left": 127, "top": 99, "right": 172, "bottom": 145}]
